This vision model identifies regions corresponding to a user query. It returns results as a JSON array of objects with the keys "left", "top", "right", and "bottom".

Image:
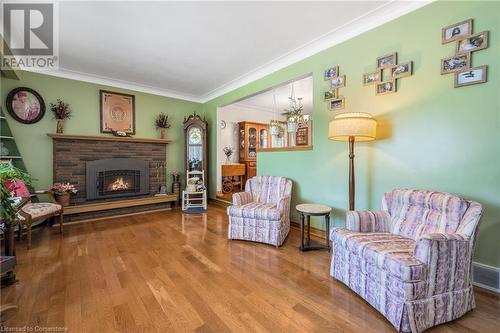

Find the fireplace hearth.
[{"left": 86, "top": 158, "right": 149, "bottom": 200}]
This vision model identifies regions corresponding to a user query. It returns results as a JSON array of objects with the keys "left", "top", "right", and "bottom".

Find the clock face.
[{"left": 220, "top": 120, "right": 226, "bottom": 129}]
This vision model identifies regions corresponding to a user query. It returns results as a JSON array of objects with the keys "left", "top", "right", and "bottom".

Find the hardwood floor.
[{"left": 2, "top": 205, "right": 499, "bottom": 332}]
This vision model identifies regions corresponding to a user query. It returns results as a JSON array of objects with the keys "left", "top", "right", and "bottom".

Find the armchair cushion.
[
  {"left": 332, "top": 228, "right": 427, "bottom": 282},
  {"left": 346, "top": 210, "right": 390, "bottom": 233},
  {"left": 22, "top": 202, "right": 62, "bottom": 219},
  {"left": 227, "top": 202, "right": 280, "bottom": 221}
]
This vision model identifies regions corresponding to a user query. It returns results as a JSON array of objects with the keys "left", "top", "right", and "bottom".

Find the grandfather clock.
[{"left": 183, "top": 112, "right": 208, "bottom": 187}]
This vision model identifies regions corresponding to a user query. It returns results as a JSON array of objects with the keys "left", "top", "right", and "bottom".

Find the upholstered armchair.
[
  {"left": 330, "top": 189, "right": 482, "bottom": 333},
  {"left": 227, "top": 176, "right": 292, "bottom": 247}
]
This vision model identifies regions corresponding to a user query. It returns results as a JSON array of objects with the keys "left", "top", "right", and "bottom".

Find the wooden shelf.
[
  {"left": 0, "top": 136, "right": 14, "bottom": 139},
  {"left": 64, "top": 194, "right": 177, "bottom": 215},
  {"left": 0, "top": 116, "right": 6, "bottom": 120},
  {"left": 0, "top": 156, "right": 22, "bottom": 159},
  {"left": 47, "top": 133, "right": 172, "bottom": 144},
  {"left": 257, "top": 145, "right": 313, "bottom": 152}
]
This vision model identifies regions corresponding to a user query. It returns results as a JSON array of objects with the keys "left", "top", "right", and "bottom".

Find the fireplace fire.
[
  {"left": 108, "top": 176, "right": 130, "bottom": 191},
  {"left": 86, "top": 158, "right": 149, "bottom": 200}
]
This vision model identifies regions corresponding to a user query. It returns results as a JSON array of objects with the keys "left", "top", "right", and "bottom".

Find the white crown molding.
[
  {"left": 20, "top": 67, "right": 203, "bottom": 103},
  {"left": 17, "top": 1, "right": 432, "bottom": 104},
  {"left": 200, "top": 0, "right": 433, "bottom": 103}
]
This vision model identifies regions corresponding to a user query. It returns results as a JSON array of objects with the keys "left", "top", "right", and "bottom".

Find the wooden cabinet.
[{"left": 238, "top": 122, "right": 269, "bottom": 184}]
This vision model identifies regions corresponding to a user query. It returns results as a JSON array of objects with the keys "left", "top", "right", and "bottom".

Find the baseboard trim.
[{"left": 290, "top": 220, "right": 327, "bottom": 241}]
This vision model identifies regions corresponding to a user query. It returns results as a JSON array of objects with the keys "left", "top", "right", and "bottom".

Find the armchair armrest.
[
  {"left": 232, "top": 191, "right": 252, "bottom": 206},
  {"left": 31, "top": 190, "right": 57, "bottom": 204},
  {"left": 346, "top": 210, "right": 390, "bottom": 233},
  {"left": 414, "top": 233, "right": 473, "bottom": 293},
  {"left": 276, "top": 195, "right": 291, "bottom": 214}
]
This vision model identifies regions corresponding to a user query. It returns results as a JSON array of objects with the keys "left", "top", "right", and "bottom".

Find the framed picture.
[
  {"left": 455, "top": 65, "right": 487, "bottom": 87},
  {"left": 324, "top": 66, "right": 339, "bottom": 80},
  {"left": 363, "top": 71, "right": 381, "bottom": 85},
  {"left": 391, "top": 61, "right": 413, "bottom": 79},
  {"left": 442, "top": 19, "right": 472, "bottom": 44},
  {"left": 330, "top": 75, "right": 346, "bottom": 89},
  {"left": 5, "top": 87, "right": 45, "bottom": 124},
  {"left": 329, "top": 97, "right": 345, "bottom": 110},
  {"left": 295, "top": 127, "right": 308, "bottom": 146},
  {"left": 376, "top": 53, "right": 397, "bottom": 69},
  {"left": 376, "top": 81, "right": 396, "bottom": 95},
  {"left": 441, "top": 54, "right": 470, "bottom": 74},
  {"left": 456, "top": 31, "right": 489, "bottom": 55},
  {"left": 324, "top": 89, "right": 339, "bottom": 101},
  {"left": 100, "top": 90, "right": 136, "bottom": 134}
]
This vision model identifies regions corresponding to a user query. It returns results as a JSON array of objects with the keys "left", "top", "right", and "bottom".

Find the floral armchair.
[
  {"left": 330, "top": 189, "right": 482, "bottom": 333},
  {"left": 227, "top": 176, "right": 292, "bottom": 247}
]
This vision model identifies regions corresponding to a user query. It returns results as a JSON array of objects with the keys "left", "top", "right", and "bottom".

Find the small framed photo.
[
  {"left": 330, "top": 75, "right": 346, "bottom": 89},
  {"left": 376, "top": 52, "right": 397, "bottom": 69},
  {"left": 441, "top": 54, "right": 470, "bottom": 74},
  {"left": 456, "top": 31, "right": 489, "bottom": 55},
  {"left": 100, "top": 90, "right": 136, "bottom": 134},
  {"left": 442, "top": 19, "right": 472, "bottom": 44},
  {"left": 324, "top": 89, "right": 339, "bottom": 101},
  {"left": 329, "top": 97, "right": 345, "bottom": 110},
  {"left": 390, "top": 61, "right": 413, "bottom": 79},
  {"left": 455, "top": 65, "right": 487, "bottom": 88},
  {"left": 324, "top": 66, "right": 339, "bottom": 80},
  {"left": 376, "top": 80, "right": 396, "bottom": 95},
  {"left": 363, "top": 71, "right": 381, "bottom": 86}
]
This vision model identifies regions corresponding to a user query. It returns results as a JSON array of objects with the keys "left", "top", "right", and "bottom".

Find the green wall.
[
  {"left": 1, "top": 71, "right": 201, "bottom": 191},
  {"left": 202, "top": 1, "right": 500, "bottom": 268}
]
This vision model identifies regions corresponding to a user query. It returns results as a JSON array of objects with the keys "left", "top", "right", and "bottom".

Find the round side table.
[{"left": 296, "top": 203, "right": 332, "bottom": 252}]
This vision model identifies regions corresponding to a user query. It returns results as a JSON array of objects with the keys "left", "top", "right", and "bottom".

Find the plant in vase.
[
  {"left": 50, "top": 99, "right": 72, "bottom": 133},
  {"left": 49, "top": 182, "right": 78, "bottom": 207},
  {"left": 0, "top": 162, "right": 33, "bottom": 255},
  {"left": 223, "top": 146, "right": 234, "bottom": 164},
  {"left": 155, "top": 113, "right": 171, "bottom": 139}
]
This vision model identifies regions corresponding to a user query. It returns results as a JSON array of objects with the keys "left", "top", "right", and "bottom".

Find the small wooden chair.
[
  {"left": 7, "top": 180, "right": 64, "bottom": 249},
  {"left": 182, "top": 170, "right": 207, "bottom": 211}
]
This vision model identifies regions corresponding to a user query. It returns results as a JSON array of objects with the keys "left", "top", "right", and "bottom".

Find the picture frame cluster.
[
  {"left": 323, "top": 65, "right": 346, "bottom": 111},
  {"left": 363, "top": 52, "right": 413, "bottom": 95},
  {"left": 441, "top": 19, "right": 488, "bottom": 87}
]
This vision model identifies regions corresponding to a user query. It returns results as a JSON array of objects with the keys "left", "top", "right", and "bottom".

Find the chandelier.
[{"left": 282, "top": 83, "right": 309, "bottom": 133}]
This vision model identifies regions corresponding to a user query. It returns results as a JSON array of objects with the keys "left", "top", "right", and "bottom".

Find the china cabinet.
[{"left": 238, "top": 121, "right": 269, "bottom": 182}]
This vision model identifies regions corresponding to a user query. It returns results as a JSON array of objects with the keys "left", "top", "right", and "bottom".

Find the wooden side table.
[{"left": 296, "top": 204, "right": 331, "bottom": 252}]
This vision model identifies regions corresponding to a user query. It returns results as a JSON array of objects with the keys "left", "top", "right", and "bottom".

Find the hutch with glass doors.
[{"left": 238, "top": 121, "right": 269, "bottom": 182}]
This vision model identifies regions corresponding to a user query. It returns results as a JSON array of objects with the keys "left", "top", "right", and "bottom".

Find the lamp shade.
[{"left": 328, "top": 112, "right": 376, "bottom": 142}]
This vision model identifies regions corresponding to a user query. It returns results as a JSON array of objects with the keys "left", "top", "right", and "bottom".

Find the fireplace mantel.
[{"left": 47, "top": 133, "right": 171, "bottom": 144}]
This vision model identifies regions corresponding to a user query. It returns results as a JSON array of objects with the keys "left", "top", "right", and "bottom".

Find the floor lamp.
[{"left": 328, "top": 113, "right": 376, "bottom": 211}]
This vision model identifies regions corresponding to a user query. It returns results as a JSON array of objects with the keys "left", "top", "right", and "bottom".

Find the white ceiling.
[
  {"left": 49, "top": 1, "right": 429, "bottom": 102},
  {"left": 233, "top": 75, "right": 313, "bottom": 115}
]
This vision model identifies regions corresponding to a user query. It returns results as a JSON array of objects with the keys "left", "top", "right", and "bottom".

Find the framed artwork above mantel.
[{"left": 100, "top": 90, "right": 136, "bottom": 134}]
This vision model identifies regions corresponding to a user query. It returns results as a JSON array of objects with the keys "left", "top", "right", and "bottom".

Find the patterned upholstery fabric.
[
  {"left": 331, "top": 189, "right": 482, "bottom": 333},
  {"left": 22, "top": 202, "right": 62, "bottom": 219},
  {"left": 227, "top": 176, "right": 292, "bottom": 246}
]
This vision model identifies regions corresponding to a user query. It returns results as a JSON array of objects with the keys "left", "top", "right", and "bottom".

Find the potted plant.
[
  {"left": 49, "top": 182, "right": 78, "bottom": 207},
  {"left": 50, "top": 99, "right": 72, "bottom": 133},
  {"left": 155, "top": 113, "right": 171, "bottom": 139},
  {"left": 0, "top": 162, "right": 33, "bottom": 256}
]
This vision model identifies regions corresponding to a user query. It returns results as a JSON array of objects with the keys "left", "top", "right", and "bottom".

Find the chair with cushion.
[
  {"left": 5, "top": 179, "right": 63, "bottom": 249},
  {"left": 227, "top": 176, "right": 292, "bottom": 247},
  {"left": 330, "top": 189, "right": 482, "bottom": 333}
]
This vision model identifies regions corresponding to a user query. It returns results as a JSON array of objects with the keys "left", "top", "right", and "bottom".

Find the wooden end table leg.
[
  {"left": 326, "top": 214, "right": 331, "bottom": 252},
  {"left": 300, "top": 213, "right": 304, "bottom": 251},
  {"left": 59, "top": 212, "right": 64, "bottom": 233},
  {"left": 307, "top": 215, "right": 311, "bottom": 247}
]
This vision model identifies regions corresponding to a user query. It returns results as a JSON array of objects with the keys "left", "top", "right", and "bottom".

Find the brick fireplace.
[{"left": 49, "top": 134, "right": 176, "bottom": 221}]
